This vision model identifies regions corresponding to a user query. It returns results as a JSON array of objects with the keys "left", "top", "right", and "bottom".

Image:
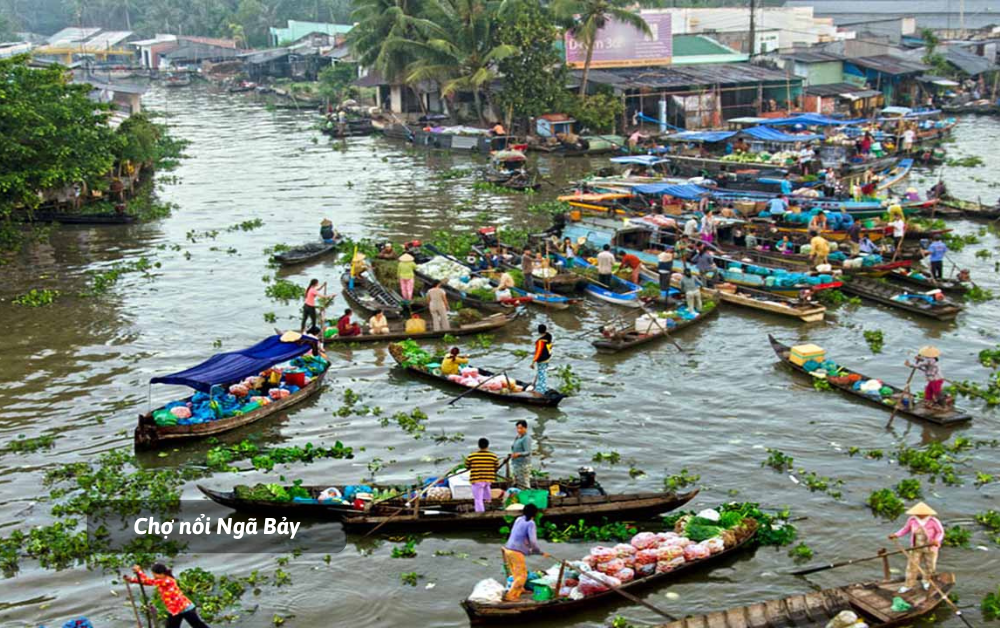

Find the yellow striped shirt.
[{"left": 466, "top": 450, "right": 499, "bottom": 484}]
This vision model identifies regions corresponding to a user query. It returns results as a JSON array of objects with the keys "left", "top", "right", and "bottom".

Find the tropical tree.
[
  {"left": 552, "top": 0, "right": 650, "bottom": 96},
  {"left": 394, "top": 0, "right": 517, "bottom": 122},
  {"left": 494, "top": 0, "right": 564, "bottom": 126}
]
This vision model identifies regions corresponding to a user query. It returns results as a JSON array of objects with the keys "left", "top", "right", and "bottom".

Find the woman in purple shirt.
[{"left": 502, "top": 504, "right": 548, "bottom": 601}]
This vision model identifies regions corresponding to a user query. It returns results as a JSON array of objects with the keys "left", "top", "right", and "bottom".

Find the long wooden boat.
[
  {"left": 135, "top": 368, "right": 328, "bottom": 449},
  {"left": 472, "top": 243, "right": 585, "bottom": 294},
  {"left": 885, "top": 268, "right": 970, "bottom": 295},
  {"left": 839, "top": 276, "right": 963, "bottom": 321},
  {"left": 552, "top": 253, "right": 642, "bottom": 308},
  {"left": 938, "top": 195, "right": 1000, "bottom": 219},
  {"left": 321, "top": 118, "right": 375, "bottom": 138},
  {"left": 339, "top": 270, "right": 405, "bottom": 319},
  {"left": 769, "top": 335, "right": 971, "bottom": 425},
  {"left": 413, "top": 269, "right": 518, "bottom": 314},
  {"left": 388, "top": 343, "right": 566, "bottom": 407},
  {"left": 273, "top": 238, "right": 343, "bottom": 266},
  {"left": 324, "top": 311, "right": 518, "bottom": 344},
  {"left": 13, "top": 210, "right": 137, "bottom": 224},
  {"left": 592, "top": 302, "right": 719, "bottom": 353},
  {"left": 462, "top": 518, "right": 758, "bottom": 624},
  {"left": 719, "top": 244, "right": 910, "bottom": 277},
  {"left": 709, "top": 286, "right": 825, "bottom": 322},
  {"left": 654, "top": 573, "right": 955, "bottom": 628}
]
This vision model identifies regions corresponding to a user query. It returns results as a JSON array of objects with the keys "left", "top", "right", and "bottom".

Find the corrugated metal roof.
[
  {"left": 782, "top": 50, "right": 844, "bottom": 63},
  {"left": 805, "top": 82, "right": 878, "bottom": 96},
  {"left": 847, "top": 55, "right": 929, "bottom": 76},
  {"left": 784, "top": 0, "right": 1000, "bottom": 29},
  {"left": 47, "top": 27, "right": 100, "bottom": 45},
  {"left": 673, "top": 35, "right": 736, "bottom": 57},
  {"left": 82, "top": 31, "right": 133, "bottom": 49},
  {"left": 575, "top": 63, "right": 795, "bottom": 90},
  {"left": 943, "top": 47, "right": 997, "bottom": 76}
]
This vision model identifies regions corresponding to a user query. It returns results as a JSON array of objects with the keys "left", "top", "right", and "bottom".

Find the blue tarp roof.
[
  {"left": 632, "top": 183, "right": 712, "bottom": 199},
  {"left": 764, "top": 114, "right": 864, "bottom": 127},
  {"left": 666, "top": 130, "right": 736, "bottom": 143},
  {"left": 741, "top": 126, "right": 822, "bottom": 142},
  {"left": 151, "top": 335, "right": 315, "bottom": 392},
  {"left": 610, "top": 155, "right": 667, "bottom": 166}
]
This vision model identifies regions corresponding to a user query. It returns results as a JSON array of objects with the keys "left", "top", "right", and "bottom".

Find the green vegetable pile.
[
  {"left": 233, "top": 480, "right": 311, "bottom": 502},
  {"left": 395, "top": 340, "right": 435, "bottom": 368},
  {"left": 664, "top": 502, "right": 798, "bottom": 547}
]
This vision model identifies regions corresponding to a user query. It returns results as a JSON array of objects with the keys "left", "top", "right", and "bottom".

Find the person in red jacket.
[
  {"left": 618, "top": 250, "right": 643, "bottom": 284},
  {"left": 127, "top": 563, "right": 211, "bottom": 628}
]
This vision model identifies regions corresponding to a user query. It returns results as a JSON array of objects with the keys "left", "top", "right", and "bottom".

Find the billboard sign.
[{"left": 565, "top": 11, "right": 672, "bottom": 69}]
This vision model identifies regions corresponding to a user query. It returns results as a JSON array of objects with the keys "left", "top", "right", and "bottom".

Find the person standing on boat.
[
  {"left": 397, "top": 253, "right": 416, "bottom": 301},
  {"left": 823, "top": 168, "right": 838, "bottom": 197},
  {"left": 888, "top": 210, "right": 906, "bottom": 256},
  {"left": 320, "top": 219, "right": 336, "bottom": 243},
  {"left": 562, "top": 237, "right": 577, "bottom": 268},
  {"left": 700, "top": 209, "right": 717, "bottom": 244},
  {"left": 692, "top": 244, "right": 716, "bottom": 287},
  {"left": 530, "top": 325, "right": 553, "bottom": 394},
  {"left": 683, "top": 215, "right": 699, "bottom": 239},
  {"left": 903, "top": 126, "right": 916, "bottom": 153},
  {"left": 618, "top": 250, "right": 643, "bottom": 285},
  {"left": 597, "top": 244, "right": 616, "bottom": 287},
  {"left": 521, "top": 248, "right": 536, "bottom": 292},
  {"left": 680, "top": 268, "right": 701, "bottom": 313},
  {"left": 466, "top": 438, "right": 499, "bottom": 512},
  {"left": 301, "top": 279, "right": 331, "bottom": 333},
  {"left": 888, "top": 502, "right": 943, "bottom": 593},
  {"left": 510, "top": 420, "right": 533, "bottom": 488},
  {"left": 502, "top": 503, "right": 548, "bottom": 601},
  {"left": 427, "top": 281, "right": 451, "bottom": 331},
  {"left": 657, "top": 248, "right": 675, "bottom": 296},
  {"left": 780, "top": 172, "right": 794, "bottom": 195},
  {"left": 923, "top": 235, "right": 948, "bottom": 281},
  {"left": 809, "top": 232, "right": 830, "bottom": 267},
  {"left": 847, "top": 216, "right": 862, "bottom": 257},
  {"left": 127, "top": 564, "right": 212, "bottom": 628},
  {"left": 906, "top": 346, "right": 946, "bottom": 408},
  {"left": 767, "top": 195, "right": 789, "bottom": 217}
]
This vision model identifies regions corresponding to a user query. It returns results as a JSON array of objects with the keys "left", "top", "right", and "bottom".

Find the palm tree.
[
  {"left": 552, "top": 0, "right": 650, "bottom": 96},
  {"left": 391, "top": 0, "right": 517, "bottom": 122}
]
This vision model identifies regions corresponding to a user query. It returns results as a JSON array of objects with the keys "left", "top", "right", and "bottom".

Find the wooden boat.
[
  {"left": 938, "top": 195, "right": 1000, "bottom": 219},
  {"left": 13, "top": 210, "right": 137, "bottom": 224},
  {"left": 472, "top": 242, "right": 585, "bottom": 294},
  {"left": 324, "top": 310, "right": 518, "bottom": 344},
  {"left": 388, "top": 343, "right": 566, "bottom": 407},
  {"left": 483, "top": 150, "right": 541, "bottom": 191},
  {"left": 462, "top": 518, "right": 758, "bottom": 624},
  {"left": 135, "top": 335, "right": 329, "bottom": 449},
  {"left": 592, "top": 302, "right": 719, "bottom": 353},
  {"left": 200, "top": 482, "right": 698, "bottom": 532},
  {"left": 273, "top": 237, "right": 343, "bottom": 266},
  {"left": 875, "top": 157, "right": 913, "bottom": 192},
  {"left": 321, "top": 118, "right": 375, "bottom": 138},
  {"left": 885, "top": 268, "right": 970, "bottom": 296},
  {"left": 552, "top": 254, "right": 642, "bottom": 308},
  {"left": 710, "top": 286, "right": 825, "bottom": 322},
  {"left": 839, "top": 276, "right": 963, "bottom": 321},
  {"left": 719, "top": 244, "right": 910, "bottom": 277},
  {"left": 413, "top": 268, "right": 519, "bottom": 314},
  {"left": 339, "top": 270, "right": 405, "bottom": 319},
  {"left": 164, "top": 73, "right": 191, "bottom": 87},
  {"left": 769, "top": 335, "right": 971, "bottom": 425},
  {"left": 654, "top": 573, "right": 955, "bottom": 628}
]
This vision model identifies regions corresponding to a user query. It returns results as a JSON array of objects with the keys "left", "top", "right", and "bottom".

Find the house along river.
[{"left": 0, "top": 84, "right": 997, "bottom": 627}]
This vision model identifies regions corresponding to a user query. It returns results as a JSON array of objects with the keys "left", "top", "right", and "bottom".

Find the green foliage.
[
  {"left": 817, "top": 289, "right": 847, "bottom": 306},
  {"left": 943, "top": 525, "right": 972, "bottom": 548},
  {"left": 6, "top": 434, "right": 57, "bottom": 453},
  {"left": 592, "top": 450, "right": 621, "bottom": 464},
  {"left": 554, "top": 364, "right": 581, "bottom": 395},
  {"left": 980, "top": 347, "right": 1000, "bottom": 368},
  {"left": 380, "top": 407, "right": 428, "bottom": 438},
  {"left": 720, "top": 502, "right": 797, "bottom": 547},
  {"left": 788, "top": 542, "right": 814, "bottom": 562},
  {"left": 945, "top": 156, "right": 985, "bottom": 168},
  {"left": 664, "top": 468, "right": 700, "bottom": 492},
  {"left": 494, "top": 1, "right": 565, "bottom": 122},
  {"left": 390, "top": 537, "right": 418, "bottom": 558},
  {"left": 400, "top": 571, "right": 421, "bottom": 586},
  {"left": 429, "top": 229, "right": 478, "bottom": 257},
  {"left": 762, "top": 448, "right": 794, "bottom": 472},
  {"left": 173, "top": 567, "right": 248, "bottom": 622},
  {"left": 894, "top": 478, "right": 922, "bottom": 500},
  {"left": 205, "top": 440, "right": 354, "bottom": 472},
  {"left": 83, "top": 257, "right": 156, "bottom": 296},
  {"left": 863, "top": 329, "right": 884, "bottom": 354},
  {"left": 265, "top": 278, "right": 306, "bottom": 304},
  {"left": 562, "top": 92, "right": 624, "bottom": 134},
  {"left": 317, "top": 62, "right": 360, "bottom": 103},
  {"left": 813, "top": 378, "right": 832, "bottom": 391},
  {"left": 984, "top": 586, "right": 1000, "bottom": 621},
  {"left": 866, "top": 488, "right": 905, "bottom": 519},
  {"left": 895, "top": 438, "right": 970, "bottom": 485},
  {"left": 966, "top": 285, "right": 995, "bottom": 303},
  {"left": 536, "top": 516, "right": 637, "bottom": 543},
  {"left": 12, "top": 288, "right": 59, "bottom": 307},
  {"left": 527, "top": 200, "right": 571, "bottom": 216}
]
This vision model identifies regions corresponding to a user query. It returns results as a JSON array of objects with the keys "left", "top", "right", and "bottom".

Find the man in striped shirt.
[{"left": 465, "top": 438, "right": 499, "bottom": 512}]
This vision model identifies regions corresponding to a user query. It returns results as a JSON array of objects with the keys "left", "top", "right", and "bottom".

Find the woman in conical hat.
[
  {"left": 906, "top": 346, "right": 945, "bottom": 408},
  {"left": 889, "top": 501, "right": 943, "bottom": 593}
]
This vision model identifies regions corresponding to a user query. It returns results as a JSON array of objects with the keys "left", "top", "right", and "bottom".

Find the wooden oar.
[
  {"left": 637, "top": 302, "right": 686, "bottom": 354},
  {"left": 890, "top": 537, "right": 973, "bottom": 628},
  {"left": 788, "top": 543, "right": 932, "bottom": 576},
  {"left": 137, "top": 580, "right": 157, "bottom": 628},
  {"left": 361, "top": 467, "right": 470, "bottom": 539},
  {"left": 887, "top": 366, "right": 917, "bottom": 429},
  {"left": 446, "top": 358, "right": 528, "bottom": 406},
  {"left": 546, "top": 555, "right": 677, "bottom": 621},
  {"left": 121, "top": 574, "right": 144, "bottom": 628}
]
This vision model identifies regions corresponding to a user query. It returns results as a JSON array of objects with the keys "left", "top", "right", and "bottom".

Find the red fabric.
[
  {"left": 130, "top": 572, "right": 192, "bottom": 615},
  {"left": 620, "top": 254, "right": 641, "bottom": 269},
  {"left": 337, "top": 315, "right": 361, "bottom": 337},
  {"left": 925, "top": 379, "right": 944, "bottom": 403}
]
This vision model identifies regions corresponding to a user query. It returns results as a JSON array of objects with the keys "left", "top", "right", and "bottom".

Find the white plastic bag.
[{"left": 469, "top": 579, "right": 506, "bottom": 603}]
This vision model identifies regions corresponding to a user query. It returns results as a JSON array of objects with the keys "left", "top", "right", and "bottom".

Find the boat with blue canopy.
[{"left": 134, "top": 333, "right": 330, "bottom": 449}]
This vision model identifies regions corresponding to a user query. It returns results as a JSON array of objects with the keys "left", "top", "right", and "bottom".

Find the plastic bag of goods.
[
  {"left": 656, "top": 545, "right": 684, "bottom": 561},
  {"left": 269, "top": 388, "right": 291, "bottom": 400},
  {"left": 684, "top": 543, "right": 712, "bottom": 561},
  {"left": 630, "top": 532, "right": 659, "bottom": 550},
  {"left": 636, "top": 561, "right": 656, "bottom": 577},
  {"left": 613, "top": 567, "right": 635, "bottom": 583},
  {"left": 460, "top": 367, "right": 479, "bottom": 378},
  {"left": 705, "top": 537, "right": 726, "bottom": 554},
  {"left": 170, "top": 406, "right": 192, "bottom": 419},
  {"left": 589, "top": 546, "right": 617, "bottom": 562},
  {"left": 656, "top": 532, "right": 680, "bottom": 544},
  {"left": 425, "top": 486, "right": 452, "bottom": 501},
  {"left": 469, "top": 579, "right": 506, "bottom": 604},
  {"left": 595, "top": 558, "right": 625, "bottom": 575},
  {"left": 229, "top": 384, "right": 249, "bottom": 397},
  {"left": 578, "top": 570, "right": 620, "bottom": 596},
  {"left": 613, "top": 543, "right": 637, "bottom": 559},
  {"left": 581, "top": 555, "right": 597, "bottom": 569},
  {"left": 826, "top": 611, "right": 863, "bottom": 628},
  {"left": 655, "top": 556, "right": 686, "bottom": 573}
]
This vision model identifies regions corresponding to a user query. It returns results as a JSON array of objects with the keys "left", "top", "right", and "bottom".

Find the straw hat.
[
  {"left": 320, "top": 218, "right": 332, "bottom": 226},
  {"left": 279, "top": 331, "right": 302, "bottom": 342},
  {"left": 352, "top": 251, "right": 367, "bottom": 262},
  {"left": 399, "top": 253, "right": 414, "bottom": 262},
  {"left": 918, "top": 345, "right": 941, "bottom": 358},
  {"left": 906, "top": 502, "right": 937, "bottom": 516},
  {"left": 576, "top": 236, "right": 588, "bottom": 246}
]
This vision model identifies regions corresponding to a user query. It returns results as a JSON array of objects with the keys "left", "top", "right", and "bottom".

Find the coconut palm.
[{"left": 552, "top": 0, "right": 650, "bottom": 96}]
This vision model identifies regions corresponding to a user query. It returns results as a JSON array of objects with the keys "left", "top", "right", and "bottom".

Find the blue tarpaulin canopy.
[
  {"left": 632, "top": 183, "right": 712, "bottom": 199},
  {"left": 151, "top": 335, "right": 315, "bottom": 392},
  {"left": 610, "top": 155, "right": 667, "bottom": 166},
  {"left": 765, "top": 114, "right": 864, "bottom": 127},
  {"left": 665, "top": 130, "right": 736, "bottom": 143},
  {"left": 741, "top": 126, "right": 822, "bottom": 142}
]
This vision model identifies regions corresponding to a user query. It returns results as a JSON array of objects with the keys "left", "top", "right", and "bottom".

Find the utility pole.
[
  {"left": 960, "top": 0, "right": 966, "bottom": 38},
  {"left": 748, "top": 0, "right": 756, "bottom": 57}
]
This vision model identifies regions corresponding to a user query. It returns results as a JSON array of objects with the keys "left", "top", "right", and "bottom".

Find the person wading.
[
  {"left": 465, "top": 438, "right": 499, "bottom": 513},
  {"left": 427, "top": 280, "right": 450, "bottom": 331},
  {"left": 888, "top": 502, "right": 943, "bottom": 593},
  {"left": 530, "top": 324, "right": 553, "bottom": 394},
  {"left": 510, "top": 420, "right": 532, "bottom": 489}
]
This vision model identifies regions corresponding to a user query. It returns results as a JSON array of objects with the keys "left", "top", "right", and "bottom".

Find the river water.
[{"left": 0, "top": 85, "right": 998, "bottom": 627}]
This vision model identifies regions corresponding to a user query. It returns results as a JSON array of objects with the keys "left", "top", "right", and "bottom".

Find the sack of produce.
[
  {"left": 613, "top": 567, "right": 635, "bottom": 583},
  {"left": 655, "top": 556, "right": 685, "bottom": 573},
  {"left": 269, "top": 388, "right": 291, "bottom": 400},
  {"left": 169, "top": 406, "right": 192, "bottom": 419},
  {"left": 705, "top": 537, "right": 726, "bottom": 554},
  {"left": 614, "top": 543, "right": 637, "bottom": 559},
  {"left": 469, "top": 579, "right": 506, "bottom": 604},
  {"left": 578, "top": 570, "right": 620, "bottom": 596},
  {"left": 589, "top": 546, "right": 617, "bottom": 562},
  {"left": 656, "top": 545, "right": 684, "bottom": 561},
  {"left": 229, "top": 384, "right": 249, "bottom": 397},
  {"left": 684, "top": 543, "right": 712, "bottom": 561},
  {"left": 636, "top": 562, "right": 656, "bottom": 577},
  {"left": 635, "top": 549, "right": 659, "bottom": 565},
  {"left": 656, "top": 532, "right": 680, "bottom": 544},
  {"left": 595, "top": 558, "right": 624, "bottom": 575},
  {"left": 630, "top": 532, "right": 659, "bottom": 550}
]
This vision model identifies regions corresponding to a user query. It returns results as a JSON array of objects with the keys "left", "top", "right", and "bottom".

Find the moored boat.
[
  {"left": 552, "top": 254, "right": 643, "bottom": 307},
  {"left": 134, "top": 334, "right": 329, "bottom": 449},
  {"left": 654, "top": 573, "right": 955, "bottom": 628},
  {"left": 483, "top": 150, "right": 540, "bottom": 191},
  {"left": 324, "top": 310, "right": 518, "bottom": 344},
  {"left": 839, "top": 276, "right": 963, "bottom": 321},
  {"left": 273, "top": 237, "right": 343, "bottom": 266},
  {"left": 12, "top": 210, "right": 137, "bottom": 224},
  {"left": 592, "top": 301, "right": 719, "bottom": 353},
  {"left": 769, "top": 335, "right": 971, "bottom": 425},
  {"left": 339, "top": 270, "right": 406, "bottom": 319},
  {"left": 885, "top": 267, "right": 970, "bottom": 296},
  {"left": 710, "top": 285, "right": 826, "bottom": 323}
]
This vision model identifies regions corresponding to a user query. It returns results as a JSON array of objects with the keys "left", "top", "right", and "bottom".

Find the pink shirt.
[
  {"left": 894, "top": 516, "right": 944, "bottom": 547},
  {"left": 305, "top": 286, "right": 319, "bottom": 307}
]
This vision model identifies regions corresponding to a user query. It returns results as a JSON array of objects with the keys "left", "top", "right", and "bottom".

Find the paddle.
[
  {"left": 788, "top": 543, "right": 933, "bottom": 576},
  {"left": 137, "top": 580, "right": 157, "bottom": 628},
  {"left": 121, "top": 573, "right": 144, "bottom": 628},
  {"left": 887, "top": 366, "right": 918, "bottom": 429},
  {"left": 890, "top": 537, "right": 973, "bottom": 628},
  {"left": 637, "top": 302, "right": 686, "bottom": 354},
  {"left": 361, "top": 466, "right": 471, "bottom": 539},
  {"left": 446, "top": 355, "right": 531, "bottom": 405},
  {"left": 545, "top": 555, "right": 677, "bottom": 621}
]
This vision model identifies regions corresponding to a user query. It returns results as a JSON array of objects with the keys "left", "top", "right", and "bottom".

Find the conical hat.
[
  {"left": 279, "top": 331, "right": 302, "bottom": 343},
  {"left": 918, "top": 345, "right": 941, "bottom": 358},
  {"left": 906, "top": 501, "right": 937, "bottom": 516},
  {"left": 353, "top": 251, "right": 367, "bottom": 262},
  {"left": 320, "top": 218, "right": 332, "bottom": 226},
  {"left": 399, "top": 253, "right": 414, "bottom": 262}
]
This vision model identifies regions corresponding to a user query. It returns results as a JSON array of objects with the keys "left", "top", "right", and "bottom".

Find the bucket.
[
  {"left": 284, "top": 370, "right": 307, "bottom": 387},
  {"left": 532, "top": 585, "right": 553, "bottom": 601},
  {"left": 548, "top": 483, "right": 560, "bottom": 496}
]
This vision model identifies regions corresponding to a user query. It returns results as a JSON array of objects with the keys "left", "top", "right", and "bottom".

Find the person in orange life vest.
[{"left": 530, "top": 324, "right": 553, "bottom": 394}]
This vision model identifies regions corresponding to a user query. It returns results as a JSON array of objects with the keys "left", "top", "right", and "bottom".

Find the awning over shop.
[
  {"left": 610, "top": 155, "right": 668, "bottom": 166},
  {"left": 740, "top": 126, "right": 822, "bottom": 142},
  {"left": 631, "top": 183, "right": 712, "bottom": 199},
  {"left": 764, "top": 113, "right": 864, "bottom": 126},
  {"left": 665, "top": 130, "right": 737, "bottom": 142}
]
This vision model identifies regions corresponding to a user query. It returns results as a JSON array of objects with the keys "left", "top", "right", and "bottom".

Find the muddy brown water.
[{"left": 0, "top": 86, "right": 997, "bottom": 627}]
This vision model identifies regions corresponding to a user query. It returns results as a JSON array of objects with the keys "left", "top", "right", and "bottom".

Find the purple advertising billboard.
[{"left": 565, "top": 11, "right": 672, "bottom": 69}]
